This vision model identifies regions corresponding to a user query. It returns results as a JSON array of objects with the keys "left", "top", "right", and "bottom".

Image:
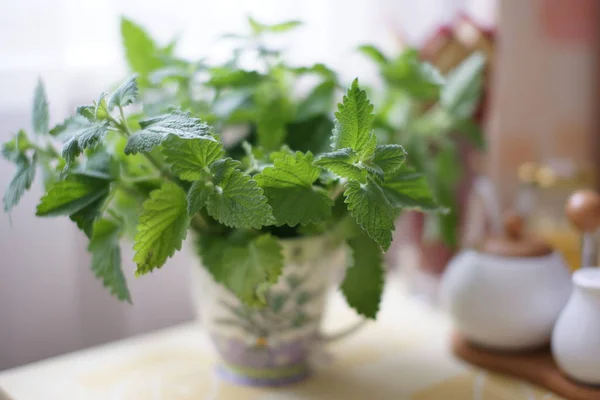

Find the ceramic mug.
[{"left": 191, "top": 234, "right": 364, "bottom": 386}]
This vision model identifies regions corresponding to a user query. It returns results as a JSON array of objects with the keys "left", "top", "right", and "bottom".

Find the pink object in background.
[
  {"left": 487, "top": 0, "right": 600, "bottom": 209},
  {"left": 397, "top": 15, "right": 494, "bottom": 277},
  {"left": 540, "top": 0, "right": 598, "bottom": 44}
]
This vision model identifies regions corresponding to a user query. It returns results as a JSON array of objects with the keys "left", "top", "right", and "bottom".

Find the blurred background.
[{"left": 1, "top": 0, "right": 598, "bottom": 371}]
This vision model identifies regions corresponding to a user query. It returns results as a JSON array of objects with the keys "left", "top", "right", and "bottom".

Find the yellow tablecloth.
[{"left": 0, "top": 279, "right": 563, "bottom": 399}]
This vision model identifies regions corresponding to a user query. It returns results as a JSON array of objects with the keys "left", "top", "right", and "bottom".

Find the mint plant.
[
  {"left": 121, "top": 17, "right": 340, "bottom": 159},
  {"left": 359, "top": 47, "right": 486, "bottom": 248},
  {"left": 2, "top": 19, "right": 439, "bottom": 320}
]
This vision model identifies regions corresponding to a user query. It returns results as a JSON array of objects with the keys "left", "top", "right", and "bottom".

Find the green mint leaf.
[
  {"left": 381, "top": 165, "right": 440, "bottom": 211},
  {"left": 289, "top": 63, "right": 338, "bottom": 82},
  {"left": 2, "top": 130, "right": 32, "bottom": 162},
  {"left": 36, "top": 175, "right": 110, "bottom": 217},
  {"left": 441, "top": 52, "right": 486, "bottom": 119},
  {"left": 48, "top": 117, "right": 71, "bottom": 138},
  {"left": 69, "top": 196, "right": 106, "bottom": 238},
  {"left": 149, "top": 66, "right": 192, "bottom": 85},
  {"left": 257, "top": 152, "right": 320, "bottom": 186},
  {"left": 296, "top": 81, "right": 335, "bottom": 121},
  {"left": 88, "top": 218, "right": 131, "bottom": 302},
  {"left": 255, "top": 152, "right": 332, "bottom": 226},
  {"left": 344, "top": 177, "right": 396, "bottom": 250},
  {"left": 207, "top": 68, "right": 264, "bottom": 88},
  {"left": 32, "top": 79, "right": 49, "bottom": 135},
  {"left": 187, "top": 180, "right": 214, "bottom": 216},
  {"left": 248, "top": 17, "right": 302, "bottom": 35},
  {"left": 160, "top": 38, "right": 177, "bottom": 57},
  {"left": 76, "top": 106, "right": 96, "bottom": 122},
  {"left": 268, "top": 145, "right": 294, "bottom": 162},
  {"left": 286, "top": 114, "right": 333, "bottom": 154},
  {"left": 263, "top": 20, "right": 303, "bottom": 33},
  {"left": 240, "top": 140, "right": 262, "bottom": 171},
  {"left": 210, "top": 234, "right": 284, "bottom": 306},
  {"left": 438, "top": 208, "right": 459, "bottom": 248},
  {"left": 381, "top": 50, "right": 444, "bottom": 99},
  {"left": 341, "top": 235, "right": 384, "bottom": 319},
  {"left": 120, "top": 17, "right": 162, "bottom": 82},
  {"left": 61, "top": 116, "right": 110, "bottom": 166},
  {"left": 73, "top": 150, "right": 119, "bottom": 181},
  {"left": 77, "top": 93, "right": 109, "bottom": 123},
  {"left": 196, "top": 234, "right": 228, "bottom": 274},
  {"left": 454, "top": 118, "right": 485, "bottom": 150},
  {"left": 162, "top": 135, "right": 223, "bottom": 181},
  {"left": 431, "top": 147, "right": 462, "bottom": 247},
  {"left": 332, "top": 79, "right": 376, "bottom": 160},
  {"left": 256, "top": 93, "right": 290, "bottom": 150},
  {"left": 95, "top": 93, "right": 108, "bottom": 120},
  {"left": 134, "top": 182, "right": 190, "bottom": 274},
  {"left": 315, "top": 148, "right": 367, "bottom": 183},
  {"left": 357, "top": 44, "right": 388, "bottom": 65},
  {"left": 408, "top": 106, "right": 454, "bottom": 138},
  {"left": 206, "top": 158, "right": 274, "bottom": 229},
  {"left": 371, "top": 144, "right": 406, "bottom": 175},
  {"left": 125, "top": 111, "right": 211, "bottom": 155},
  {"left": 3, "top": 154, "right": 36, "bottom": 212},
  {"left": 111, "top": 189, "right": 142, "bottom": 239},
  {"left": 108, "top": 75, "right": 139, "bottom": 110}
]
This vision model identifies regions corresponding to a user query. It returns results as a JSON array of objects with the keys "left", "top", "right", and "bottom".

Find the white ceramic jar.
[
  {"left": 552, "top": 267, "right": 600, "bottom": 385},
  {"left": 441, "top": 219, "right": 572, "bottom": 351}
]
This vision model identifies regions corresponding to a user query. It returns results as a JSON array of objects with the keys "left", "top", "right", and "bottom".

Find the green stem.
[
  {"left": 329, "top": 181, "right": 346, "bottom": 201},
  {"left": 191, "top": 215, "right": 209, "bottom": 231},
  {"left": 120, "top": 174, "right": 161, "bottom": 184},
  {"left": 143, "top": 152, "right": 167, "bottom": 174},
  {"left": 116, "top": 184, "right": 141, "bottom": 199},
  {"left": 32, "top": 142, "right": 59, "bottom": 159},
  {"left": 111, "top": 105, "right": 165, "bottom": 176},
  {"left": 118, "top": 106, "right": 132, "bottom": 136},
  {"left": 105, "top": 112, "right": 124, "bottom": 133},
  {"left": 100, "top": 187, "right": 118, "bottom": 213}
]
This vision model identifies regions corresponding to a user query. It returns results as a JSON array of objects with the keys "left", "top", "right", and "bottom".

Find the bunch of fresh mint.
[
  {"left": 2, "top": 18, "right": 441, "bottom": 319},
  {"left": 359, "top": 46, "right": 486, "bottom": 248},
  {"left": 2, "top": 74, "right": 438, "bottom": 319}
]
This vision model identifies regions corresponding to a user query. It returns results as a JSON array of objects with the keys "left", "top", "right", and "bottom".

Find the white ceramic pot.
[
  {"left": 552, "top": 267, "right": 600, "bottom": 385},
  {"left": 440, "top": 250, "right": 572, "bottom": 350}
]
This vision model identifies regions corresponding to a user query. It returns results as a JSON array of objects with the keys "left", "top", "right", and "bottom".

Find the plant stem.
[
  {"left": 105, "top": 112, "right": 124, "bottom": 133},
  {"left": 100, "top": 187, "right": 118, "bottom": 213},
  {"left": 191, "top": 215, "right": 209, "bottom": 231},
  {"left": 117, "top": 184, "right": 142, "bottom": 199},
  {"left": 120, "top": 174, "right": 161, "bottom": 184},
  {"left": 330, "top": 181, "right": 346, "bottom": 201},
  {"left": 143, "top": 153, "right": 167, "bottom": 174},
  {"left": 112, "top": 106, "right": 166, "bottom": 176},
  {"left": 118, "top": 106, "right": 132, "bottom": 136},
  {"left": 32, "top": 142, "right": 59, "bottom": 159}
]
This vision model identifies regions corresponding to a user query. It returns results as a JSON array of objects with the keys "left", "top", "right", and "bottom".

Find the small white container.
[
  {"left": 440, "top": 213, "right": 572, "bottom": 351},
  {"left": 442, "top": 250, "right": 572, "bottom": 350},
  {"left": 552, "top": 267, "right": 600, "bottom": 386}
]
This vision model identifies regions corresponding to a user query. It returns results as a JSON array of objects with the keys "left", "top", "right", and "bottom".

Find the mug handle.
[{"left": 318, "top": 318, "right": 367, "bottom": 344}]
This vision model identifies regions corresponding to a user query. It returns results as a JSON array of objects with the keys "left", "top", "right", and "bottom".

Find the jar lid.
[{"left": 478, "top": 211, "right": 553, "bottom": 257}]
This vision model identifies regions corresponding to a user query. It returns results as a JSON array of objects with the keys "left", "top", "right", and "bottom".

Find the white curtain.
[{"left": 0, "top": 0, "right": 494, "bottom": 369}]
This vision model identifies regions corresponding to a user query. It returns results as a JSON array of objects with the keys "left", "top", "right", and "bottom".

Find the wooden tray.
[{"left": 452, "top": 333, "right": 600, "bottom": 400}]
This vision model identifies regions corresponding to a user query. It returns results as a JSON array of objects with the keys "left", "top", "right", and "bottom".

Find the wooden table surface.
[{"left": 0, "top": 279, "right": 563, "bottom": 400}]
